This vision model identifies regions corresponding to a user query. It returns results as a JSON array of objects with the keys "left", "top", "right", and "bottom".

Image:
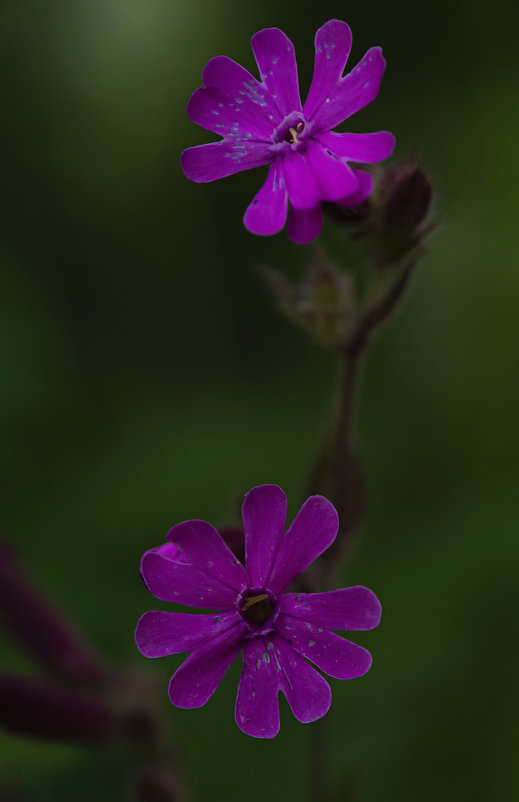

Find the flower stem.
[
  {"left": 346, "top": 258, "right": 417, "bottom": 358},
  {"left": 320, "top": 258, "right": 418, "bottom": 582},
  {"left": 305, "top": 258, "right": 417, "bottom": 802}
]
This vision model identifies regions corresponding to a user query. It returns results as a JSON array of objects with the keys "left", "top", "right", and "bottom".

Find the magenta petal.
[
  {"left": 168, "top": 624, "right": 245, "bottom": 709},
  {"left": 283, "top": 151, "right": 321, "bottom": 209},
  {"left": 135, "top": 610, "right": 239, "bottom": 658},
  {"left": 275, "top": 635, "right": 331, "bottom": 723},
  {"left": 304, "top": 20, "right": 352, "bottom": 121},
  {"left": 235, "top": 637, "right": 282, "bottom": 738},
  {"left": 337, "top": 169, "right": 373, "bottom": 207},
  {"left": 243, "top": 162, "right": 288, "bottom": 236},
  {"left": 278, "top": 586, "right": 382, "bottom": 631},
  {"left": 140, "top": 552, "right": 237, "bottom": 609},
  {"left": 147, "top": 542, "right": 186, "bottom": 562},
  {"left": 277, "top": 615, "right": 372, "bottom": 679},
  {"left": 186, "top": 85, "right": 272, "bottom": 141},
  {"left": 202, "top": 56, "right": 280, "bottom": 127},
  {"left": 242, "top": 485, "right": 287, "bottom": 587},
  {"left": 317, "top": 131, "right": 395, "bottom": 163},
  {"left": 167, "top": 520, "right": 248, "bottom": 593},
  {"left": 287, "top": 205, "right": 323, "bottom": 244},
  {"left": 311, "top": 47, "right": 387, "bottom": 133},
  {"left": 306, "top": 140, "right": 359, "bottom": 201},
  {"left": 269, "top": 496, "right": 338, "bottom": 593},
  {"left": 251, "top": 28, "right": 302, "bottom": 117},
  {"left": 180, "top": 141, "right": 271, "bottom": 183}
]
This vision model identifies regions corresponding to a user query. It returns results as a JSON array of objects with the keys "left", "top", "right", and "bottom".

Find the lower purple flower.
[{"left": 135, "top": 485, "right": 381, "bottom": 738}]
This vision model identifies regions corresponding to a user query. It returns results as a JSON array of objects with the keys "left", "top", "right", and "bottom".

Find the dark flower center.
[
  {"left": 284, "top": 121, "right": 304, "bottom": 143},
  {"left": 270, "top": 111, "right": 312, "bottom": 155},
  {"left": 241, "top": 593, "right": 273, "bottom": 625}
]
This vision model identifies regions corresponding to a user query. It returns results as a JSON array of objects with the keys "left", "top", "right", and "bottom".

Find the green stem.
[
  {"left": 324, "top": 259, "right": 418, "bottom": 579},
  {"left": 306, "top": 259, "right": 417, "bottom": 800}
]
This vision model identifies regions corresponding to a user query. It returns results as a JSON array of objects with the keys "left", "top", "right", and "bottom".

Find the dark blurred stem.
[
  {"left": 346, "top": 258, "right": 416, "bottom": 358},
  {"left": 339, "top": 346, "right": 359, "bottom": 450},
  {"left": 330, "top": 259, "right": 418, "bottom": 568},
  {"left": 0, "top": 542, "right": 186, "bottom": 801},
  {"left": 333, "top": 343, "right": 360, "bottom": 503},
  {"left": 308, "top": 714, "right": 333, "bottom": 802},
  {"left": 307, "top": 258, "right": 417, "bottom": 800},
  {"left": 114, "top": 669, "right": 187, "bottom": 802}
]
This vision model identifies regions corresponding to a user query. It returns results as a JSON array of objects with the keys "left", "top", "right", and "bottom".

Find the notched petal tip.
[
  {"left": 363, "top": 45, "right": 386, "bottom": 69},
  {"left": 268, "top": 493, "right": 339, "bottom": 594},
  {"left": 185, "top": 86, "right": 222, "bottom": 131}
]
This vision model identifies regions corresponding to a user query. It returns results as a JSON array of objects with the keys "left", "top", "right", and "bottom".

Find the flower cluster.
[
  {"left": 136, "top": 485, "right": 381, "bottom": 738},
  {"left": 181, "top": 19, "right": 395, "bottom": 244}
]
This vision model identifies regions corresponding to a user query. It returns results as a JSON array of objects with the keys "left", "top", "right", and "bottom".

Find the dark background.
[{"left": 1, "top": 1, "right": 518, "bottom": 800}]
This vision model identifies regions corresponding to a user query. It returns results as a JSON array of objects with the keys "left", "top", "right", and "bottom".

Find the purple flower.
[
  {"left": 135, "top": 485, "right": 381, "bottom": 738},
  {"left": 181, "top": 20, "right": 394, "bottom": 245}
]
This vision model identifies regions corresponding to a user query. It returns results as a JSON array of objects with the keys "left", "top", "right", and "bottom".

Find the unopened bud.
[
  {"left": 325, "top": 161, "right": 435, "bottom": 268},
  {"left": 370, "top": 162, "right": 434, "bottom": 267},
  {"left": 383, "top": 164, "right": 433, "bottom": 231}
]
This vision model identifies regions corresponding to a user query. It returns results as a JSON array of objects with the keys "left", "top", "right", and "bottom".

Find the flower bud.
[
  {"left": 377, "top": 163, "right": 434, "bottom": 265},
  {"left": 326, "top": 162, "right": 435, "bottom": 268},
  {"left": 0, "top": 541, "right": 105, "bottom": 685},
  {"left": 383, "top": 164, "right": 433, "bottom": 232}
]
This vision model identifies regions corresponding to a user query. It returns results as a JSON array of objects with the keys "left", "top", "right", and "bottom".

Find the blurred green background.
[{"left": 1, "top": 0, "right": 518, "bottom": 799}]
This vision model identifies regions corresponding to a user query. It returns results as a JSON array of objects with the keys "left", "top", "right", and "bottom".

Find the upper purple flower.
[
  {"left": 181, "top": 20, "right": 394, "bottom": 244},
  {"left": 135, "top": 485, "right": 381, "bottom": 738}
]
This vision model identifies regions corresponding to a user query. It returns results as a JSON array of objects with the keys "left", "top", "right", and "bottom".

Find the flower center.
[
  {"left": 285, "top": 121, "right": 304, "bottom": 144},
  {"left": 270, "top": 112, "right": 312, "bottom": 155},
  {"left": 241, "top": 593, "right": 273, "bottom": 625},
  {"left": 238, "top": 587, "right": 278, "bottom": 635}
]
